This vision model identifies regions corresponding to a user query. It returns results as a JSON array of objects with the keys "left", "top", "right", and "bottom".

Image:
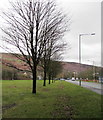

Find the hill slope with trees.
[{"left": 1, "top": 53, "right": 101, "bottom": 80}]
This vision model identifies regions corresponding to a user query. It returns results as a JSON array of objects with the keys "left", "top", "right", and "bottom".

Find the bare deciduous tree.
[
  {"left": 42, "top": 39, "right": 67, "bottom": 86},
  {"left": 1, "top": 0, "right": 70, "bottom": 94}
]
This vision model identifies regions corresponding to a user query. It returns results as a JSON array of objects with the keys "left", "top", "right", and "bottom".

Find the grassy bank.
[{"left": 2, "top": 80, "right": 102, "bottom": 119}]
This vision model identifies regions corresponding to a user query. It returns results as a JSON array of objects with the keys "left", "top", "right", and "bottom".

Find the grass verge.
[{"left": 2, "top": 80, "right": 102, "bottom": 119}]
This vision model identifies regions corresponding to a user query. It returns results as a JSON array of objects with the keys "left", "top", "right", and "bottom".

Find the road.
[{"left": 65, "top": 80, "right": 103, "bottom": 95}]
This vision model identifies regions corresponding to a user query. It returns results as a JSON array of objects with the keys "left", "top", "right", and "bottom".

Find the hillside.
[
  {"left": 1, "top": 53, "right": 93, "bottom": 72},
  {"left": 0, "top": 53, "right": 100, "bottom": 80},
  {"left": 61, "top": 61, "right": 92, "bottom": 73},
  {"left": 1, "top": 53, "right": 30, "bottom": 71}
]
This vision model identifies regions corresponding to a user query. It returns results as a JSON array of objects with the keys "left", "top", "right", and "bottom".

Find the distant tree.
[
  {"left": 1, "top": 0, "right": 70, "bottom": 94},
  {"left": 42, "top": 40, "right": 67, "bottom": 86},
  {"left": 2, "top": 69, "right": 12, "bottom": 80},
  {"left": 78, "top": 68, "right": 93, "bottom": 80},
  {"left": 63, "top": 71, "right": 73, "bottom": 79},
  {"left": 49, "top": 60, "right": 62, "bottom": 82},
  {"left": 2, "top": 69, "right": 18, "bottom": 80}
]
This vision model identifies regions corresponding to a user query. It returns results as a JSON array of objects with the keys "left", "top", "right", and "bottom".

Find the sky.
[
  {"left": 56, "top": 0, "right": 101, "bottom": 66},
  {"left": 0, "top": 0, "right": 102, "bottom": 66}
]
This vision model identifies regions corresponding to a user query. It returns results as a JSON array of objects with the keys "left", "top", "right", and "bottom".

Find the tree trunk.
[
  {"left": 43, "top": 57, "right": 46, "bottom": 86},
  {"left": 49, "top": 73, "right": 51, "bottom": 84},
  {"left": 52, "top": 77, "right": 53, "bottom": 83},
  {"left": 43, "top": 67, "right": 46, "bottom": 86},
  {"left": 32, "top": 66, "right": 37, "bottom": 94}
]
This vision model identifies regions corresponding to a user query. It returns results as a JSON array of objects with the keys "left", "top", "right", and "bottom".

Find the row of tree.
[
  {"left": 40, "top": 60, "right": 62, "bottom": 85},
  {"left": 1, "top": 0, "right": 70, "bottom": 94},
  {"left": 79, "top": 68, "right": 100, "bottom": 80},
  {"left": 62, "top": 68, "right": 101, "bottom": 80}
]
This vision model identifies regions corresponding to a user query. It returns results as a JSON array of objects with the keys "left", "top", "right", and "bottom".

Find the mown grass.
[
  {"left": 2, "top": 80, "right": 102, "bottom": 119},
  {"left": 0, "top": 80, "right": 2, "bottom": 119}
]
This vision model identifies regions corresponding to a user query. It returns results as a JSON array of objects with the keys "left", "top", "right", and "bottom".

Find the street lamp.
[{"left": 79, "top": 33, "right": 95, "bottom": 86}]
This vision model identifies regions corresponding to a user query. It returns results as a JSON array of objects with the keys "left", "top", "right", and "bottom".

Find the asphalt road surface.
[{"left": 65, "top": 80, "right": 103, "bottom": 95}]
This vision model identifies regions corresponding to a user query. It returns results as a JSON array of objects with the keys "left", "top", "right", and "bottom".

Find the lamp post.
[{"left": 79, "top": 33, "right": 95, "bottom": 86}]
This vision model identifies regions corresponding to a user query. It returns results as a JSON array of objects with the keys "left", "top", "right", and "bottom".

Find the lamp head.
[{"left": 91, "top": 33, "right": 95, "bottom": 35}]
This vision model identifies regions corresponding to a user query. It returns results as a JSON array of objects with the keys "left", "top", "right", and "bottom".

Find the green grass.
[
  {"left": 2, "top": 80, "right": 102, "bottom": 119},
  {"left": 0, "top": 80, "right": 2, "bottom": 119}
]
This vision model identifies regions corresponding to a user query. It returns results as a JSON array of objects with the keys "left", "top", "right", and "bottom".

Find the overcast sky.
[
  {"left": 0, "top": 0, "right": 102, "bottom": 66},
  {"left": 56, "top": 0, "right": 101, "bottom": 66}
]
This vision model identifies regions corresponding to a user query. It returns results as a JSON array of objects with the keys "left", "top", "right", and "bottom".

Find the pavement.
[{"left": 65, "top": 80, "right": 103, "bottom": 95}]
